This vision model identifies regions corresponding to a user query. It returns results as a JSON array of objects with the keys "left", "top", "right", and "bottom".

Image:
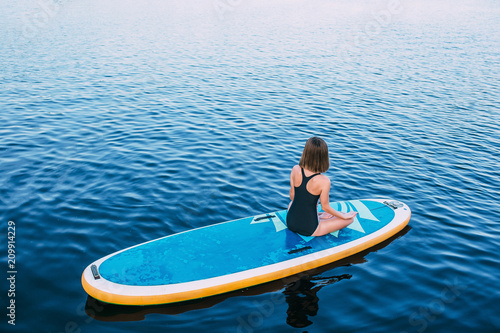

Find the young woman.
[{"left": 286, "top": 137, "right": 357, "bottom": 237}]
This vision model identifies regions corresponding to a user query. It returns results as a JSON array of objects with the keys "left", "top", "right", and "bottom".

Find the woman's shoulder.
[{"left": 315, "top": 173, "right": 331, "bottom": 185}]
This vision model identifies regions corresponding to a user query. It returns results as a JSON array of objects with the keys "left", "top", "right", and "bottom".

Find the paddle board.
[{"left": 82, "top": 198, "right": 410, "bottom": 305}]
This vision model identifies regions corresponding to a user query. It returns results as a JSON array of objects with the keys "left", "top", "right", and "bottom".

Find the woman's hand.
[{"left": 342, "top": 211, "right": 358, "bottom": 219}]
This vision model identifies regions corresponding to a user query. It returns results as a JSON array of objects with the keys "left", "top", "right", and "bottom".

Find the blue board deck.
[{"left": 82, "top": 199, "right": 411, "bottom": 305}]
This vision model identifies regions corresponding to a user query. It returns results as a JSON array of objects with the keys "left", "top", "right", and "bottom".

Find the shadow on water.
[
  {"left": 85, "top": 225, "right": 411, "bottom": 324},
  {"left": 283, "top": 273, "right": 352, "bottom": 329}
]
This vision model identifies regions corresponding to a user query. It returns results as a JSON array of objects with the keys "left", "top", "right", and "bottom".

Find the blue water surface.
[{"left": 1, "top": 0, "right": 499, "bottom": 332}]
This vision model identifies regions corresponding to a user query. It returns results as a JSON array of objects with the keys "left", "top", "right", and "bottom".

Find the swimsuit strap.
[{"left": 300, "top": 167, "right": 320, "bottom": 185}]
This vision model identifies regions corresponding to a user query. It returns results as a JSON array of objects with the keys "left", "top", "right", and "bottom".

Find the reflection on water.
[{"left": 284, "top": 274, "right": 352, "bottom": 329}]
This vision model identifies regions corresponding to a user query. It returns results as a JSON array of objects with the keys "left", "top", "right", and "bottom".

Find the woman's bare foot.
[{"left": 318, "top": 212, "right": 333, "bottom": 219}]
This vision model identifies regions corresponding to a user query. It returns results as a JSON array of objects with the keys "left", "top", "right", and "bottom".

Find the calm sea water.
[{"left": 1, "top": 0, "right": 499, "bottom": 332}]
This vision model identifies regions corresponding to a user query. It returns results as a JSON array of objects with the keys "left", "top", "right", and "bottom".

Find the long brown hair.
[{"left": 299, "top": 137, "right": 329, "bottom": 173}]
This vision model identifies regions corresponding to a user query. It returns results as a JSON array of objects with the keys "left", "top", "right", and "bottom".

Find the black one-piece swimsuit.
[{"left": 286, "top": 168, "right": 320, "bottom": 236}]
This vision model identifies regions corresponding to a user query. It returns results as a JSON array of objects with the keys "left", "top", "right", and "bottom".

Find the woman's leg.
[{"left": 311, "top": 216, "right": 354, "bottom": 237}]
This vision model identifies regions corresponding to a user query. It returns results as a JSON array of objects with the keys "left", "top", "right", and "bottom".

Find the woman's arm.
[
  {"left": 319, "top": 178, "right": 357, "bottom": 219},
  {"left": 289, "top": 168, "right": 295, "bottom": 201}
]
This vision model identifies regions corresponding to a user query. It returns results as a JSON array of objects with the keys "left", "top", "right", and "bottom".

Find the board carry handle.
[
  {"left": 288, "top": 246, "right": 312, "bottom": 254},
  {"left": 254, "top": 214, "right": 276, "bottom": 222},
  {"left": 91, "top": 264, "right": 100, "bottom": 280}
]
